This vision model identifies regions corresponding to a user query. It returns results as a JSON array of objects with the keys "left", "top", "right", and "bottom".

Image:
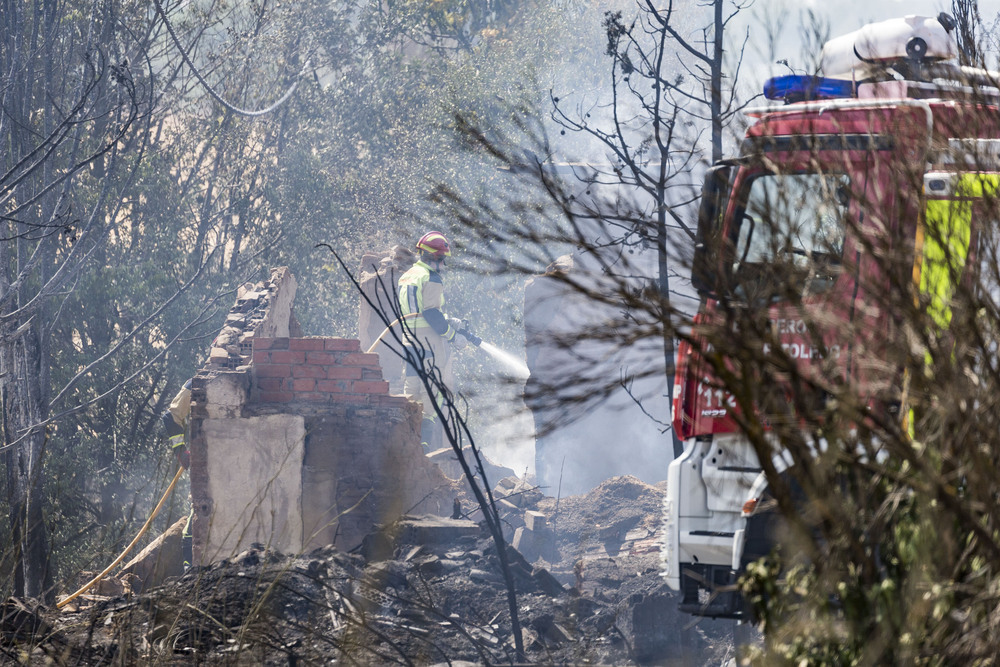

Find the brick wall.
[
  {"left": 188, "top": 268, "right": 456, "bottom": 564},
  {"left": 252, "top": 337, "right": 401, "bottom": 406}
]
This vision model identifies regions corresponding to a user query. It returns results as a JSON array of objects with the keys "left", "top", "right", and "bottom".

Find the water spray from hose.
[
  {"left": 367, "top": 316, "right": 529, "bottom": 379},
  {"left": 479, "top": 341, "right": 530, "bottom": 379}
]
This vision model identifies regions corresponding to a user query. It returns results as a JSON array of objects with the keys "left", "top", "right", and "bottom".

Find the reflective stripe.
[
  {"left": 918, "top": 172, "right": 995, "bottom": 328},
  {"left": 398, "top": 261, "right": 446, "bottom": 330},
  {"left": 408, "top": 285, "right": 419, "bottom": 315}
]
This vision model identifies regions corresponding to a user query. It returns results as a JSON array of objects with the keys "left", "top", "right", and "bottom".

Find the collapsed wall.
[{"left": 186, "top": 267, "right": 455, "bottom": 565}]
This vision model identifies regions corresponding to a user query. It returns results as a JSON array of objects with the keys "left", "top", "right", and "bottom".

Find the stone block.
[
  {"left": 511, "top": 527, "right": 531, "bottom": 557},
  {"left": 532, "top": 567, "right": 566, "bottom": 597},
  {"left": 120, "top": 516, "right": 187, "bottom": 593},
  {"left": 616, "top": 587, "right": 699, "bottom": 663},
  {"left": 498, "top": 498, "right": 520, "bottom": 513},
  {"left": 204, "top": 372, "right": 250, "bottom": 419},
  {"left": 201, "top": 414, "right": 306, "bottom": 560},
  {"left": 398, "top": 515, "right": 480, "bottom": 547},
  {"left": 524, "top": 510, "right": 547, "bottom": 531},
  {"left": 531, "top": 614, "right": 574, "bottom": 645},
  {"left": 496, "top": 476, "right": 518, "bottom": 491},
  {"left": 511, "top": 526, "right": 559, "bottom": 564}
]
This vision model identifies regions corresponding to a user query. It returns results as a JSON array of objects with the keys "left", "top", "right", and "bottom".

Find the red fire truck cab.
[{"left": 663, "top": 15, "right": 1000, "bottom": 618}]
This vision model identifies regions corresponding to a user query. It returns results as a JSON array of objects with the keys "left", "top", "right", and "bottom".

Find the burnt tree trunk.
[{"left": 1, "top": 320, "right": 53, "bottom": 600}]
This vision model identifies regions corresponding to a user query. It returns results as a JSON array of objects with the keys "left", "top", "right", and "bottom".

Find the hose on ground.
[{"left": 56, "top": 465, "right": 186, "bottom": 609}]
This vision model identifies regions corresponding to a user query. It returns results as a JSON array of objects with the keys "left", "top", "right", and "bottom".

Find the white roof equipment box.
[{"left": 821, "top": 15, "right": 957, "bottom": 80}]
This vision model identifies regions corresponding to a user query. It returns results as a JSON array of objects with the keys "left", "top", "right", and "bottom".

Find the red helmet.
[{"left": 416, "top": 231, "right": 451, "bottom": 259}]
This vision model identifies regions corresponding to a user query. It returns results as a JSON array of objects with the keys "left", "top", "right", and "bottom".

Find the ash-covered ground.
[{"left": 3, "top": 476, "right": 738, "bottom": 665}]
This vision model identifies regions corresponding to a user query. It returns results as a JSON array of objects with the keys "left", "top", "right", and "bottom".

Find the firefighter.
[
  {"left": 161, "top": 379, "right": 194, "bottom": 568},
  {"left": 398, "top": 231, "right": 471, "bottom": 450}
]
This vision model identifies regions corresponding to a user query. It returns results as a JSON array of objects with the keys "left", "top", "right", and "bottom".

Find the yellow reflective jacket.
[{"left": 398, "top": 260, "right": 457, "bottom": 341}]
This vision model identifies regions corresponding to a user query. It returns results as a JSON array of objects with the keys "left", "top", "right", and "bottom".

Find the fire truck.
[{"left": 663, "top": 15, "right": 1000, "bottom": 618}]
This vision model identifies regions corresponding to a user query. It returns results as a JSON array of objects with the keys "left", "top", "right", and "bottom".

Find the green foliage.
[{"left": 0, "top": 0, "right": 613, "bottom": 596}]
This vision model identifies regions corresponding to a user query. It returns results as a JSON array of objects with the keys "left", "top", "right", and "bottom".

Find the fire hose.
[
  {"left": 365, "top": 313, "right": 420, "bottom": 354},
  {"left": 56, "top": 465, "right": 186, "bottom": 609},
  {"left": 365, "top": 314, "right": 481, "bottom": 354}
]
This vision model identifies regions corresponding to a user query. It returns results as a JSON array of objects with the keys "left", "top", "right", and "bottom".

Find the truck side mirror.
[{"left": 692, "top": 164, "right": 733, "bottom": 296}]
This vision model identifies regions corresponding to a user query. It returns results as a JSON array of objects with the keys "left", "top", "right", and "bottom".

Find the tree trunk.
[
  {"left": 2, "top": 322, "right": 53, "bottom": 600},
  {"left": 711, "top": 0, "right": 724, "bottom": 163}
]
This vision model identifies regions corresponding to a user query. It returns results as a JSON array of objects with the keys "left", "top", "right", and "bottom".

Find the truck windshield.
[{"left": 731, "top": 172, "right": 849, "bottom": 302}]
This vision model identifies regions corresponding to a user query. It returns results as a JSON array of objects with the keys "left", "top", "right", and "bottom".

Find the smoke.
[{"left": 481, "top": 402, "right": 537, "bottom": 477}]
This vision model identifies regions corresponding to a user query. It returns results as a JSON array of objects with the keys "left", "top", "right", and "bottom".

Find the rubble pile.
[{"left": 8, "top": 476, "right": 733, "bottom": 665}]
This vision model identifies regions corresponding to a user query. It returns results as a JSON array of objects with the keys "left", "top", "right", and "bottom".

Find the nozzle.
[
  {"left": 459, "top": 328, "right": 482, "bottom": 347},
  {"left": 458, "top": 320, "right": 482, "bottom": 347}
]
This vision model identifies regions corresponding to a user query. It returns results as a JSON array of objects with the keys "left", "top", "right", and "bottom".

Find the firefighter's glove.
[
  {"left": 450, "top": 333, "right": 468, "bottom": 350},
  {"left": 447, "top": 316, "right": 464, "bottom": 332}
]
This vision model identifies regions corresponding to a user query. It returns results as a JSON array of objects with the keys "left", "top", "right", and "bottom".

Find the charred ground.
[{"left": 3, "top": 476, "right": 734, "bottom": 665}]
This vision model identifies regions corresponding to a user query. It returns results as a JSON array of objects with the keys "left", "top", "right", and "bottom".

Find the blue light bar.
[{"left": 763, "top": 75, "right": 854, "bottom": 102}]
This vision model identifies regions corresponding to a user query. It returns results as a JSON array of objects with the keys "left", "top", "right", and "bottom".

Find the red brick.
[
  {"left": 293, "top": 378, "right": 316, "bottom": 392},
  {"left": 258, "top": 391, "right": 293, "bottom": 403},
  {"left": 252, "top": 350, "right": 269, "bottom": 364},
  {"left": 341, "top": 352, "right": 380, "bottom": 366},
  {"left": 255, "top": 364, "right": 291, "bottom": 378},
  {"left": 316, "top": 379, "right": 349, "bottom": 393},
  {"left": 292, "top": 350, "right": 307, "bottom": 364},
  {"left": 325, "top": 339, "right": 361, "bottom": 352},
  {"left": 306, "top": 351, "right": 338, "bottom": 365},
  {"left": 361, "top": 367, "right": 384, "bottom": 380},
  {"left": 335, "top": 393, "right": 370, "bottom": 404},
  {"left": 269, "top": 350, "right": 295, "bottom": 364},
  {"left": 256, "top": 377, "right": 286, "bottom": 392},
  {"left": 373, "top": 394, "right": 410, "bottom": 407},
  {"left": 253, "top": 338, "right": 277, "bottom": 350},
  {"left": 254, "top": 337, "right": 288, "bottom": 350},
  {"left": 292, "top": 365, "right": 327, "bottom": 379},
  {"left": 352, "top": 380, "right": 389, "bottom": 394},
  {"left": 326, "top": 366, "right": 363, "bottom": 380},
  {"left": 299, "top": 392, "right": 331, "bottom": 403},
  {"left": 289, "top": 338, "right": 327, "bottom": 351}
]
